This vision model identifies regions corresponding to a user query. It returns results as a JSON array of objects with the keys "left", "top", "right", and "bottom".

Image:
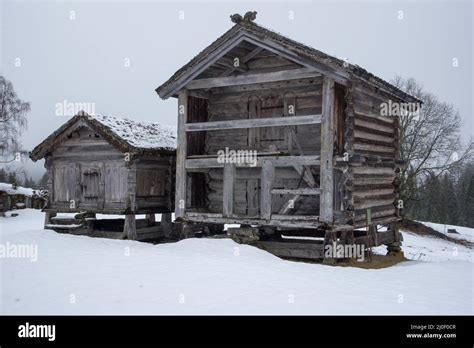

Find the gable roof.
[
  {"left": 30, "top": 112, "right": 176, "bottom": 161},
  {"left": 156, "top": 19, "right": 420, "bottom": 103}
]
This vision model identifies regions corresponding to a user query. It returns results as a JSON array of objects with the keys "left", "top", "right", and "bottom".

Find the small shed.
[
  {"left": 155, "top": 12, "right": 420, "bottom": 259},
  {"left": 30, "top": 111, "right": 177, "bottom": 240},
  {"left": 0, "top": 183, "right": 47, "bottom": 212}
]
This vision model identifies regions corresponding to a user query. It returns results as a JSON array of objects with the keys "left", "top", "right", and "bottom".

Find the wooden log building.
[
  {"left": 0, "top": 183, "right": 47, "bottom": 213},
  {"left": 155, "top": 12, "right": 420, "bottom": 258},
  {"left": 30, "top": 112, "right": 177, "bottom": 241}
]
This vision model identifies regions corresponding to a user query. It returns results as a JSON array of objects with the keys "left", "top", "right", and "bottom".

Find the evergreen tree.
[
  {"left": 0, "top": 168, "right": 6, "bottom": 182},
  {"left": 7, "top": 171, "right": 17, "bottom": 185},
  {"left": 37, "top": 172, "right": 48, "bottom": 190}
]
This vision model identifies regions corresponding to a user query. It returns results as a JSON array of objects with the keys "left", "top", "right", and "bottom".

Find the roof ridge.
[
  {"left": 156, "top": 18, "right": 421, "bottom": 103},
  {"left": 30, "top": 112, "right": 176, "bottom": 161}
]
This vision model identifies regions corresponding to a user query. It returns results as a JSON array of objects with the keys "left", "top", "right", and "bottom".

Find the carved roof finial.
[
  {"left": 230, "top": 11, "right": 257, "bottom": 24},
  {"left": 244, "top": 11, "right": 257, "bottom": 22},
  {"left": 230, "top": 13, "right": 243, "bottom": 24}
]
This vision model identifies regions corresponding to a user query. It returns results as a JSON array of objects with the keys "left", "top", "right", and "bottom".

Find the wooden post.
[
  {"left": 223, "top": 163, "right": 236, "bottom": 217},
  {"left": 124, "top": 214, "right": 137, "bottom": 240},
  {"left": 44, "top": 211, "right": 57, "bottom": 227},
  {"left": 161, "top": 213, "right": 172, "bottom": 238},
  {"left": 323, "top": 229, "right": 338, "bottom": 264},
  {"left": 176, "top": 89, "right": 188, "bottom": 218},
  {"left": 320, "top": 77, "right": 335, "bottom": 223},
  {"left": 126, "top": 161, "right": 137, "bottom": 212},
  {"left": 386, "top": 222, "right": 402, "bottom": 254},
  {"left": 180, "top": 222, "right": 193, "bottom": 240},
  {"left": 284, "top": 92, "right": 296, "bottom": 153},
  {"left": 247, "top": 95, "right": 260, "bottom": 217},
  {"left": 260, "top": 160, "right": 274, "bottom": 220},
  {"left": 145, "top": 213, "right": 156, "bottom": 227}
]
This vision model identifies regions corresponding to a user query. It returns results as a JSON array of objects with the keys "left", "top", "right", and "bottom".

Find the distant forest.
[
  {"left": 405, "top": 163, "right": 474, "bottom": 228},
  {"left": 0, "top": 168, "right": 48, "bottom": 191}
]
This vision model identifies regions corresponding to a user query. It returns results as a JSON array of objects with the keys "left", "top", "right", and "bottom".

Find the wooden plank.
[
  {"left": 242, "top": 36, "right": 349, "bottom": 86},
  {"left": 354, "top": 130, "right": 394, "bottom": 144},
  {"left": 353, "top": 188, "right": 395, "bottom": 198},
  {"left": 354, "top": 117, "right": 394, "bottom": 134},
  {"left": 354, "top": 142, "right": 395, "bottom": 154},
  {"left": 260, "top": 160, "right": 274, "bottom": 220},
  {"left": 175, "top": 89, "right": 188, "bottom": 218},
  {"left": 184, "top": 212, "right": 323, "bottom": 229},
  {"left": 354, "top": 206, "right": 396, "bottom": 222},
  {"left": 253, "top": 240, "right": 325, "bottom": 260},
  {"left": 278, "top": 194, "right": 300, "bottom": 215},
  {"left": 320, "top": 77, "right": 335, "bottom": 223},
  {"left": 185, "top": 155, "right": 320, "bottom": 169},
  {"left": 272, "top": 188, "right": 321, "bottom": 195},
  {"left": 247, "top": 93, "right": 261, "bottom": 217},
  {"left": 221, "top": 46, "right": 264, "bottom": 76},
  {"left": 246, "top": 179, "right": 259, "bottom": 217},
  {"left": 284, "top": 92, "right": 296, "bottom": 153},
  {"left": 352, "top": 167, "right": 395, "bottom": 175},
  {"left": 272, "top": 214, "right": 319, "bottom": 221},
  {"left": 210, "top": 78, "right": 322, "bottom": 96},
  {"left": 187, "top": 68, "right": 321, "bottom": 90},
  {"left": 222, "top": 163, "right": 236, "bottom": 217},
  {"left": 185, "top": 114, "right": 322, "bottom": 132},
  {"left": 354, "top": 198, "right": 396, "bottom": 210}
]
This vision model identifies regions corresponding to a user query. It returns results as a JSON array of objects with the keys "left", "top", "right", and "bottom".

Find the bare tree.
[
  {"left": 0, "top": 75, "right": 30, "bottom": 163},
  {"left": 392, "top": 76, "right": 473, "bottom": 206}
]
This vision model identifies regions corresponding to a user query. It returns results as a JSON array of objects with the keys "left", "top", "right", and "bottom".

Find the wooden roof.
[
  {"left": 156, "top": 14, "right": 420, "bottom": 103},
  {"left": 30, "top": 112, "right": 176, "bottom": 161}
]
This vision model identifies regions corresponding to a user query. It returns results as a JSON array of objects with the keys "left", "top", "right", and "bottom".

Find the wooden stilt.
[
  {"left": 180, "top": 222, "right": 193, "bottom": 240},
  {"left": 161, "top": 213, "right": 172, "bottom": 238},
  {"left": 44, "top": 211, "right": 57, "bottom": 227},
  {"left": 146, "top": 213, "right": 156, "bottom": 227},
  {"left": 124, "top": 214, "right": 137, "bottom": 240},
  {"left": 323, "top": 229, "right": 338, "bottom": 264},
  {"left": 386, "top": 222, "right": 403, "bottom": 255}
]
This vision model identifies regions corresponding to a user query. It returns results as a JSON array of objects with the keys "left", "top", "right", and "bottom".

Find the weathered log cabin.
[
  {"left": 30, "top": 112, "right": 177, "bottom": 241},
  {"left": 0, "top": 183, "right": 47, "bottom": 212},
  {"left": 156, "top": 12, "right": 420, "bottom": 259}
]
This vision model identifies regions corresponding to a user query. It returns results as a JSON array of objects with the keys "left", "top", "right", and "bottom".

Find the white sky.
[{"left": 1, "top": 0, "right": 472, "bottom": 180}]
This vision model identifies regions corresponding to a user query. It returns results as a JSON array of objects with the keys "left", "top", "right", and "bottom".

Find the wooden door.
[
  {"left": 53, "top": 163, "right": 76, "bottom": 203},
  {"left": 260, "top": 95, "right": 286, "bottom": 150},
  {"left": 80, "top": 164, "right": 102, "bottom": 207},
  {"left": 104, "top": 163, "right": 128, "bottom": 203}
]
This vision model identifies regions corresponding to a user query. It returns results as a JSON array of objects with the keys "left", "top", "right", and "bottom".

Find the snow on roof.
[
  {"left": 0, "top": 183, "right": 36, "bottom": 197},
  {"left": 89, "top": 114, "right": 176, "bottom": 150}
]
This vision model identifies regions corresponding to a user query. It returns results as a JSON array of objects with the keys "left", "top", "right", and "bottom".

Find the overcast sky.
[{"left": 1, "top": 0, "right": 472, "bottom": 180}]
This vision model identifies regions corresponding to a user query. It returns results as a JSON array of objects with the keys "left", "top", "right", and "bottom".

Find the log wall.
[
  {"left": 344, "top": 79, "right": 404, "bottom": 227},
  {"left": 46, "top": 125, "right": 174, "bottom": 214}
]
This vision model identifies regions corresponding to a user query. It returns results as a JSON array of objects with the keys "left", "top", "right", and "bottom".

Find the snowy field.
[
  {"left": 417, "top": 220, "right": 474, "bottom": 244},
  {"left": 1, "top": 209, "right": 472, "bottom": 315}
]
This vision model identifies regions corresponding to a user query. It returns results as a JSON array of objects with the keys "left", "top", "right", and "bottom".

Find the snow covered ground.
[
  {"left": 1, "top": 209, "right": 472, "bottom": 315},
  {"left": 417, "top": 220, "right": 474, "bottom": 244}
]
